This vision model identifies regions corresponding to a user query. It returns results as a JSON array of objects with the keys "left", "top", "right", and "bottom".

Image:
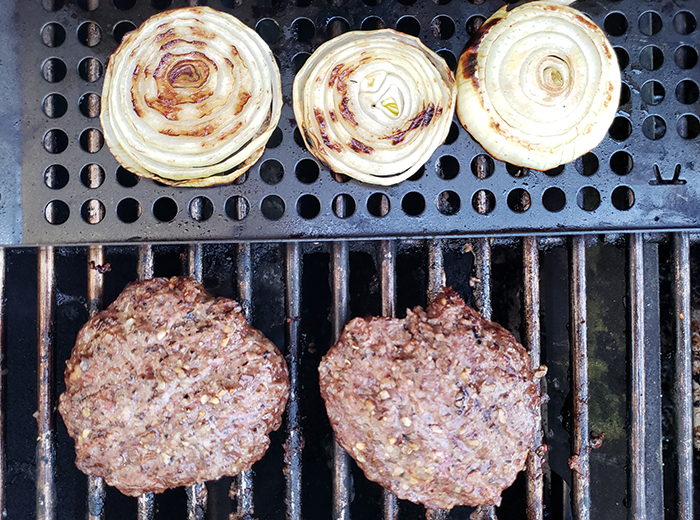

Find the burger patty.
[
  {"left": 58, "top": 277, "right": 289, "bottom": 496},
  {"left": 319, "top": 288, "right": 543, "bottom": 509}
]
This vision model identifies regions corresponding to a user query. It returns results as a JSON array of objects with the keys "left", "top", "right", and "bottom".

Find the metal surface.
[
  {"left": 0, "top": 249, "right": 5, "bottom": 519},
  {"left": 8, "top": 0, "right": 700, "bottom": 245}
]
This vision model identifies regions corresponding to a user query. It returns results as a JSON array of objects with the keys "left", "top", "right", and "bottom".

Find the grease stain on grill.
[
  {"left": 332, "top": 194, "right": 355, "bottom": 218},
  {"left": 437, "top": 190, "right": 460, "bottom": 215},
  {"left": 577, "top": 186, "right": 600, "bottom": 211},
  {"left": 472, "top": 189, "right": 495, "bottom": 215},
  {"left": 44, "top": 164, "right": 69, "bottom": 189},
  {"left": 297, "top": 194, "right": 321, "bottom": 219},
  {"left": 153, "top": 197, "right": 178, "bottom": 222},
  {"left": 77, "top": 21, "right": 102, "bottom": 47},
  {"left": 43, "top": 93, "right": 67, "bottom": 119},
  {"left": 367, "top": 193, "right": 389, "bottom": 217},
  {"left": 80, "top": 163, "right": 104, "bottom": 188},
  {"left": 42, "top": 58, "right": 67, "bottom": 83},
  {"left": 189, "top": 196, "right": 214, "bottom": 222},
  {"left": 81, "top": 199, "right": 105, "bottom": 224},
  {"left": 261, "top": 195, "right": 285, "bottom": 220},
  {"left": 113, "top": 21, "right": 136, "bottom": 44},
  {"left": 225, "top": 195, "right": 249, "bottom": 221},
  {"left": 78, "top": 57, "right": 104, "bottom": 82},
  {"left": 42, "top": 22, "right": 65, "bottom": 47},
  {"left": 116, "top": 197, "right": 141, "bottom": 223}
]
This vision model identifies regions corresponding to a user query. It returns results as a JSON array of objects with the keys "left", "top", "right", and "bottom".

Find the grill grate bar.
[
  {"left": 629, "top": 233, "right": 647, "bottom": 520},
  {"left": 0, "top": 248, "right": 5, "bottom": 519},
  {"left": 570, "top": 235, "right": 590, "bottom": 520},
  {"left": 37, "top": 246, "right": 56, "bottom": 520},
  {"left": 285, "top": 242, "right": 303, "bottom": 520},
  {"left": 673, "top": 232, "right": 694, "bottom": 520},
  {"left": 87, "top": 246, "right": 106, "bottom": 520},
  {"left": 235, "top": 243, "right": 255, "bottom": 518},
  {"left": 331, "top": 241, "right": 351, "bottom": 520},
  {"left": 523, "top": 237, "right": 544, "bottom": 520}
]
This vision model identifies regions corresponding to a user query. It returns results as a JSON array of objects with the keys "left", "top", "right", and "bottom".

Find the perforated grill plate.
[{"left": 8, "top": 0, "right": 700, "bottom": 245}]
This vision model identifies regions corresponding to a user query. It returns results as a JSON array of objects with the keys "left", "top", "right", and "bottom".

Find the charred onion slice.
[
  {"left": 456, "top": 1, "right": 620, "bottom": 171},
  {"left": 293, "top": 29, "right": 456, "bottom": 186},
  {"left": 100, "top": 6, "right": 282, "bottom": 187}
]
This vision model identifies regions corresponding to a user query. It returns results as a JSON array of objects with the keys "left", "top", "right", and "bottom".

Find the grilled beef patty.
[
  {"left": 319, "top": 288, "right": 543, "bottom": 509},
  {"left": 58, "top": 277, "right": 289, "bottom": 496}
]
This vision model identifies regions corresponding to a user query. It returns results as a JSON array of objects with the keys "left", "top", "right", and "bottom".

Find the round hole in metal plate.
[
  {"left": 267, "top": 127, "right": 283, "bottom": 149},
  {"left": 431, "top": 15, "right": 455, "bottom": 40},
  {"left": 610, "top": 150, "right": 633, "bottom": 175},
  {"left": 609, "top": 116, "right": 632, "bottom": 141},
  {"left": 225, "top": 196, "right": 250, "bottom": 221},
  {"left": 367, "top": 193, "right": 390, "bottom": 217},
  {"left": 614, "top": 47, "right": 629, "bottom": 70},
  {"left": 78, "top": 57, "right": 104, "bottom": 82},
  {"left": 507, "top": 188, "right": 531, "bottom": 213},
  {"left": 113, "top": 0, "right": 136, "bottom": 10},
  {"left": 327, "top": 17, "right": 350, "bottom": 38},
  {"left": 77, "top": 0, "right": 99, "bottom": 10},
  {"left": 113, "top": 21, "right": 136, "bottom": 44},
  {"left": 468, "top": 0, "right": 485, "bottom": 4},
  {"left": 396, "top": 16, "right": 420, "bottom": 37},
  {"left": 79, "top": 92, "right": 101, "bottom": 118},
  {"left": 42, "top": 58, "right": 67, "bottom": 83},
  {"left": 80, "top": 163, "right": 105, "bottom": 188},
  {"left": 673, "top": 11, "right": 696, "bottom": 35},
  {"left": 544, "top": 164, "right": 564, "bottom": 177},
  {"left": 472, "top": 190, "right": 495, "bottom": 215},
  {"left": 619, "top": 83, "right": 631, "bottom": 106},
  {"left": 232, "top": 170, "right": 248, "bottom": 185},
  {"left": 677, "top": 114, "right": 700, "bottom": 139},
  {"left": 256, "top": 18, "right": 280, "bottom": 44},
  {"left": 153, "top": 197, "right": 178, "bottom": 222},
  {"left": 362, "top": 16, "right": 385, "bottom": 31},
  {"left": 436, "top": 155, "right": 459, "bottom": 180},
  {"left": 675, "top": 45, "right": 698, "bottom": 70},
  {"left": 402, "top": 192, "right": 425, "bottom": 216},
  {"left": 640, "top": 80, "right": 664, "bottom": 106},
  {"left": 80, "top": 128, "right": 104, "bottom": 153},
  {"left": 444, "top": 121, "right": 459, "bottom": 145},
  {"left": 81, "top": 199, "right": 105, "bottom": 224},
  {"left": 611, "top": 186, "right": 634, "bottom": 211},
  {"left": 577, "top": 187, "right": 600, "bottom": 211},
  {"left": 293, "top": 126, "right": 307, "bottom": 148},
  {"left": 43, "top": 129, "right": 69, "bottom": 154},
  {"left": 396, "top": 0, "right": 417, "bottom": 5},
  {"left": 295, "top": 159, "right": 319, "bottom": 184},
  {"left": 437, "top": 50, "right": 457, "bottom": 72},
  {"left": 506, "top": 163, "right": 529, "bottom": 178},
  {"left": 292, "top": 52, "right": 311, "bottom": 74},
  {"left": 332, "top": 194, "right": 355, "bottom": 218},
  {"left": 116, "top": 197, "right": 141, "bottom": 223},
  {"left": 638, "top": 11, "right": 662, "bottom": 36},
  {"left": 471, "top": 154, "right": 494, "bottom": 179},
  {"left": 151, "top": 0, "right": 172, "bottom": 9},
  {"left": 44, "top": 164, "right": 69, "bottom": 189},
  {"left": 43, "top": 93, "right": 67, "bottom": 119},
  {"left": 676, "top": 80, "right": 699, "bottom": 104},
  {"left": 42, "top": 23, "right": 66, "bottom": 47},
  {"left": 295, "top": 0, "right": 311, "bottom": 5},
  {"left": 260, "top": 159, "right": 284, "bottom": 185},
  {"left": 261, "top": 195, "right": 285, "bottom": 221},
  {"left": 362, "top": 0, "right": 382, "bottom": 5},
  {"left": 575, "top": 152, "right": 599, "bottom": 176},
  {"left": 116, "top": 166, "right": 139, "bottom": 187},
  {"left": 45, "top": 200, "right": 70, "bottom": 225},
  {"left": 433, "top": 0, "right": 451, "bottom": 5},
  {"left": 604, "top": 12, "right": 628, "bottom": 36},
  {"left": 640, "top": 45, "right": 663, "bottom": 71},
  {"left": 332, "top": 171, "right": 352, "bottom": 183},
  {"left": 542, "top": 187, "right": 566, "bottom": 212},
  {"left": 77, "top": 21, "right": 102, "bottom": 47},
  {"left": 437, "top": 190, "right": 460, "bottom": 215},
  {"left": 43, "top": 0, "right": 65, "bottom": 11},
  {"left": 189, "top": 196, "right": 214, "bottom": 222},
  {"left": 642, "top": 115, "right": 666, "bottom": 140},
  {"left": 466, "top": 15, "right": 485, "bottom": 36},
  {"left": 297, "top": 194, "right": 321, "bottom": 219},
  {"left": 293, "top": 18, "right": 315, "bottom": 42},
  {"left": 408, "top": 165, "right": 425, "bottom": 182}
]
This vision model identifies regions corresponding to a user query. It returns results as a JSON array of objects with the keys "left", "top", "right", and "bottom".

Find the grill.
[{"left": 0, "top": 0, "right": 699, "bottom": 519}]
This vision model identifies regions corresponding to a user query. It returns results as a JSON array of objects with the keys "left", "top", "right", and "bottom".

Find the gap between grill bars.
[{"left": 3, "top": 234, "right": 693, "bottom": 519}]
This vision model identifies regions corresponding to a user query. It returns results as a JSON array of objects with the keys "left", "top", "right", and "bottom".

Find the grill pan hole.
[
  {"left": 437, "top": 191, "right": 460, "bottom": 215},
  {"left": 436, "top": 155, "right": 459, "bottom": 180},
  {"left": 468, "top": 0, "right": 486, "bottom": 4},
  {"left": 431, "top": 15, "right": 455, "bottom": 40},
  {"left": 297, "top": 194, "right": 321, "bottom": 219},
  {"left": 402, "top": 192, "right": 425, "bottom": 216},
  {"left": 43, "top": 93, "right": 67, "bottom": 119},
  {"left": 362, "top": 17, "right": 385, "bottom": 31},
  {"left": 677, "top": 114, "right": 700, "bottom": 139},
  {"left": 260, "top": 159, "right": 284, "bottom": 185},
  {"left": 151, "top": 0, "right": 172, "bottom": 9},
  {"left": 116, "top": 166, "right": 139, "bottom": 187},
  {"left": 267, "top": 127, "right": 283, "bottom": 149},
  {"left": 396, "top": 0, "right": 417, "bottom": 5},
  {"left": 293, "top": 126, "right": 305, "bottom": 147},
  {"left": 153, "top": 197, "right": 178, "bottom": 222},
  {"left": 614, "top": 47, "right": 629, "bottom": 70},
  {"left": 113, "top": 0, "right": 136, "bottom": 10},
  {"left": 295, "top": 159, "right": 319, "bottom": 184},
  {"left": 116, "top": 197, "right": 141, "bottom": 223},
  {"left": 45, "top": 200, "right": 70, "bottom": 224},
  {"left": 80, "top": 164, "right": 104, "bottom": 188},
  {"left": 42, "top": 58, "right": 67, "bottom": 83},
  {"left": 42, "top": 0, "right": 65, "bottom": 11},
  {"left": 292, "top": 52, "right": 310, "bottom": 73},
  {"left": 81, "top": 199, "right": 105, "bottom": 224},
  {"left": 542, "top": 187, "right": 566, "bottom": 212},
  {"left": 472, "top": 190, "right": 495, "bottom": 215},
  {"left": 188, "top": 196, "right": 214, "bottom": 222},
  {"left": 433, "top": 0, "right": 451, "bottom": 4},
  {"left": 42, "top": 23, "right": 65, "bottom": 47},
  {"left": 437, "top": 50, "right": 457, "bottom": 71},
  {"left": 44, "top": 164, "right": 69, "bottom": 189},
  {"left": 466, "top": 15, "right": 485, "bottom": 36},
  {"left": 444, "top": 121, "right": 459, "bottom": 144},
  {"left": 78, "top": 57, "right": 104, "bottom": 82},
  {"left": 77, "top": 0, "right": 100, "bottom": 10},
  {"left": 577, "top": 186, "right": 600, "bottom": 211},
  {"left": 79, "top": 92, "right": 101, "bottom": 118},
  {"left": 367, "top": 193, "right": 390, "bottom": 217},
  {"left": 362, "top": 0, "right": 382, "bottom": 5},
  {"left": 225, "top": 196, "right": 249, "bottom": 221},
  {"left": 575, "top": 152, "right": 599, "bottom": 176},
  {"left": 604, "top": 12, "right": 628, "bottom": 37},
  {"left": 609, "top": 116, "right": 632, "bottom": 141},
  {"left": 611, "top": 186, "right": 634, "bottom": 211},
  {"left": 408, "top": 165, "right": 425, "bottom": 181},
  {"left": 295, "top": 0, "right": 311, "bottom": 6},
  {"left": 676, "top": 80, "right": 699, "bottom": 104},
  {"left": 293, "top": 18, "right": 315, "bottom": 42},
  {"left": 673, "top": 11, "right": 696, "bottom": 35},
  {"left": 327, "top": 17, "right": 350, "bottom": 38},
  {"left": 507, "top": 188, "right": 531, "bottom": 213},
  {"left": 80, "top": 128, "right": 104, "bottom": 153},
  {"left": 77, "top": 21, "right": 102, "bottom": 47},
  {"left": 332, "top": 172, "right": 351, "bottom": 183},
  {"left": 642, "top": 115, "right": 666, "bottom": 140},
  {"left": 261, "top": 195, "right": 285, "bottom": 220},
  {"left": 638, "top": 11, "right": 662, "bottom": 36},
  {"left": 43, "top": 129, "right": 68, "bottom": 154},
  {"left": 333, "top": 194, "right": 356, "bottom": 218},
  {"left": 674, "top": 45, "right": 698, "bottom": 70},
  {"left": 396, "top": 16, "right": 420, "bottom": 37},
  {"left": 619, "top": 83, "right": 631, "bottom": 106},
  {"left": 544, "top": 165, "right": 564, "bottom": 177},
  {"left": 113, "top": 21, "right": 136, "bottom": 43},
  {"left": 641, "top": 80, "right": 664, "bottom": 106},
  {"left": 640, "top": 45, "right": 663, "bottom": 71},
  {"left": 506, "top": 163, "right": 529, "bottom": 178},
  {"left": 610, "top": 151, "right": 633, "bottom": 175},
  {"left": 471, "top": 155, "right": 494, "bottom": 179},
  {"left": 256, "top": 18, "right": 280, "bottom": 44}
]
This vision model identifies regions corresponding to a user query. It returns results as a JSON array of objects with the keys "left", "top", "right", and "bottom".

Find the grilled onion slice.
[
  {"left": 100, "top": 6, "right": 282, "bottom": 187},
  {"left": 293, "top": 29, "right": 456, "bottom": 186},
  {"left": 456, "top": 1, "right": 620, "bottom": 171}
]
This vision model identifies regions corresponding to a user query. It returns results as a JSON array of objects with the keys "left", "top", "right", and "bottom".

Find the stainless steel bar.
[
  {"left": 285, "top": 242, "right": 302, "bottom": 520},
  {"left": 474, "top": 238, "right": 492, "bottom": 320},
  {"left": 380, "top": 240, "right": 398, "bottom": 520},
  {"left": 332, "top": 240, "right": 351, "bottom": 520},
  {"left": 87, "top": 246, "right": 106, "bottom": 520},
  {"left": 629, "top": 233, "right": 646, "bottom": 520},
  {"left": 0, "top": 248, "right": 4, "bottom": 520},
  {"left": 571, "top": 235, "right": 590, "bottom": 520},
  {"left": 235, "top": 242, "right": 255, "bottom": 518},
  {"left": 186, "top": 243, "right": 208, "bottom": 520},
  {"left": 425, "top": 510, "right": 448, "bottom": 520},
  {"left": 523, "top": 237, "right": 544, "bottom": 520},
  {"left": 673, "top": 232, "right": 693, "bottom": 520},
  {"left": 37, "top": 246, "right": 56, "bottom": 520},
  {"left": 137, "top": 492, "right": 155, "bottom": 520}
]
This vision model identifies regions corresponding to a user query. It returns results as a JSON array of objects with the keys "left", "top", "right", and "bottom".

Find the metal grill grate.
[{"left": 0, "top": 233, "right": 696, "bottom": 519}]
